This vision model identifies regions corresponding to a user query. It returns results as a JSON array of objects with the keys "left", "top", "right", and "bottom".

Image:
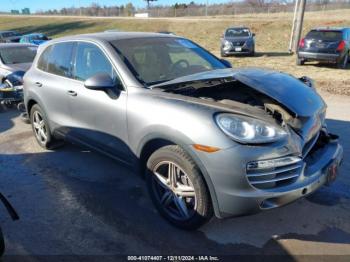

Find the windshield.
[
  {"left": 1, "top": 32, "right": 19, "bottom": 38},
  {"left": 225, "top": 28, "right": 250, "bottom": 38},
  {"left": 110, "top": 37, "right": 227, "bottom": 85},
  {"left": 306, "top": 30, "right": 342, "bottom": 41},
  {"left": 0, "top": 46, "right": 37, "bottom": 64}
]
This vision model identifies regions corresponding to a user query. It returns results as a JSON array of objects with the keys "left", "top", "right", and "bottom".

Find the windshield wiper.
[{"left": 147, "top": 79, "right": 174, "bottom": 87}]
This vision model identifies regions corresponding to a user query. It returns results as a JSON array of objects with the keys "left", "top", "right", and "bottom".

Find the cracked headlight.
[{"left": 215, "top": 114, "right": 287, "bottom": 144}]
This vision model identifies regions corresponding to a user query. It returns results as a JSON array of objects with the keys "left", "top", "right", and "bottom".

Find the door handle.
[
  {"left": 35, "top": 82, "right": 42, "bottom": 87},
  {"left": 67, "top": 90, "right": 77, "bottom": 97}
]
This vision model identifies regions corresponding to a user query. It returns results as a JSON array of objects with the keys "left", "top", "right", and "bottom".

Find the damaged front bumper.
[{"left": 192, "top": 130, "right": 343, "bottom": 219}]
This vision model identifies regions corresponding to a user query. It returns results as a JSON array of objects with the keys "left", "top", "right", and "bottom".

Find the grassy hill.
[{"left": 0, "top": 9, "right": 349, "bottom": 94}]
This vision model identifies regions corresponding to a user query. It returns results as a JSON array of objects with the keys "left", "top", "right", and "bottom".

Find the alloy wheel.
[
  {"left": 32, "top": 111, "right": 48, "bottom": 144},
  {"left": 151, "top": 161, "right": 197, "bottom": 221}
]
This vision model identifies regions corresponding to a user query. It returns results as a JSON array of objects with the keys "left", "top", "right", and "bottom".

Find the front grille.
[
  {"left": 231, "top": 41, "right": 245, "bottom": 46},
  {"left": 246, "top": 162, "right": 303, "bottom": 190}
]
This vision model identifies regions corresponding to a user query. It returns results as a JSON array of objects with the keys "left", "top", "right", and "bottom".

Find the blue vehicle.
[{"left": 19, "top": 33, "right": 50, "bottom": 46}]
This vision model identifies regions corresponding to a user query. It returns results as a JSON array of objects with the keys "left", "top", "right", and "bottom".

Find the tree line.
[{"left": 34, "top": 0, "right": 350, "bottom": 17}]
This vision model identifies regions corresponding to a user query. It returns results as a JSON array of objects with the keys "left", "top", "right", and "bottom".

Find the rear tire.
[
  {"left": 337, "top": 53, "right": 349, "bottom": 69},
  {"left": 221, "top": 48, "right": 228, "bottom": 57},
  {"left": 30, "top": 104, "right": 63, "bottom": 150},
  {"left": 146, "top": 145, "right": 213, "bottom": 230},
  {"left": 296, "top": 57, "right": 305, "bottom": 65}
]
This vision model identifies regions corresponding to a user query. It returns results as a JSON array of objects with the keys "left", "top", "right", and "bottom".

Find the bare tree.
[
  {"left": 244, "top": 0, "right": 266, "bottom": 8},
  {"left": 144, "top": 0, "right": 158, "bottom": 9}
]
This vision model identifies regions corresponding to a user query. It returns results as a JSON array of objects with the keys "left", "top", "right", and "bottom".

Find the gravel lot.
[{"left": 0, "top": 91, "right": 349, "bottom": 260}]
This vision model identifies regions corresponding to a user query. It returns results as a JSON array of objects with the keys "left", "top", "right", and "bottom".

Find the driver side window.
[{"left": 73, "top": 42, "right": 119, "bottom": 85}]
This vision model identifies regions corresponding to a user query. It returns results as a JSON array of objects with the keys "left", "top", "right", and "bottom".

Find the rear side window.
[
  {"left": 37, "top": 45, "right": 52, "bottom": 71},
  {"left": 73, "top": 42, "right": 117, "bottom": 81},
  {"left": 47, "top": 42, "right": 75, "bottom": 77},
  {"left": 306, "top": 30, "right": 343, "bottom": 41}
]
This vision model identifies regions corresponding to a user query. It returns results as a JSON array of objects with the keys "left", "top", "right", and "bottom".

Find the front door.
[{"left": 67, "top": 42, "right": 131, "bottom": 163}]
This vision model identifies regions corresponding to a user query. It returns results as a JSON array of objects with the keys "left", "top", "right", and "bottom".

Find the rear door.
[
  {"left": 67, "top": 41, "right": 131, "bottom": 162},
  {"left": 304, "top": 30, "right": 343, "bottom": 53},
  {"left": 32, "top": 41, "right": 76, "bottom": 133}
]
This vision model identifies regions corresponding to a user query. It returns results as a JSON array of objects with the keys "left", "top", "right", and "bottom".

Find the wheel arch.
[
  {"left": 26, "top": 98, "right": 38, "bottom": 116},
  {"left": 137, "top": 134, "right": 221, "bottom": 218}
]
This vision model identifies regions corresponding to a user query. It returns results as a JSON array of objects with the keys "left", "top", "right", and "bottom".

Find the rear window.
[
  {"left": 0, "top": 46, "right": 37, "bottom": 64},
  {"left": 225, "top": 28, "right": 250, "bottom": 37},
  {"left": 306, "top": 30, "right": 343, "bottom": 41}
]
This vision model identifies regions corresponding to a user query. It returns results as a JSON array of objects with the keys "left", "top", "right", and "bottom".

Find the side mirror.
[
  {"left": 252, "top": 33, "right": 256, "bottom": 37},
  {"left": 84, "top": 73, "right": 115, "bottom": 90},
  {"left": 220, "top": 59, "right": 232, "bottom": 68}
]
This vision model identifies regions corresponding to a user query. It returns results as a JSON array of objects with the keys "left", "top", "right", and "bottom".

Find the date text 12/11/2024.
[{"left": 127, "top": 256, "right": 220, "bottom": 261}]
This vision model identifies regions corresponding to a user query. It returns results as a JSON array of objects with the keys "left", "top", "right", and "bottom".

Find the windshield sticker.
[{"left": 176, "top": 39, "right": 197, "bottom": 49}]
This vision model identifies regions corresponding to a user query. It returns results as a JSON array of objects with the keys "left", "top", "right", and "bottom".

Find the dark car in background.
[
  {"left": 220, "top": 27, "right": 255, "bottom": 57},
  {"left": 297, "top": 27, "right": 350, "bottom": 69},
  {"left": 0, "top": 31, "right": 22, "bottom": 43},
  {"left": 20, "top": 33, "right": 50, "bottom": 46}
]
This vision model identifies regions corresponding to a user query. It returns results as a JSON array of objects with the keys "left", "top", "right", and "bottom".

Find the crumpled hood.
[
  {"left": 230, "top": 68, "right": 326, "bottom": 117},
  {"left": 151, "top": 68, "right": 326, "bottom": 118}
]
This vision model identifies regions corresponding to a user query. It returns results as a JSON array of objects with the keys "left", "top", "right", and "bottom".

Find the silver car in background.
[
  {"left": 220, "top": 27, "right": 255, "bottom": 57},
  {"left": 0, "top": 43, "right": 37, "bottom": 82},
  {"left": 24, "top": 32, "right": 343, "bottom": 229}
]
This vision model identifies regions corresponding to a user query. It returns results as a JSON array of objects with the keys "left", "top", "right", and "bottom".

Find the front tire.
[
  {"left": 30, "top": 104, "right": 62, "bottom": 149},
  {"left": 146, "top": 145, "right": 213, "bottom": 230},
  {"left": 296, "top": 57, "right": 305, "bottom": 65}
]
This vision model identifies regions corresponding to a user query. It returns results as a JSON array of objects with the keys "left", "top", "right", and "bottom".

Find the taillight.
[
  {"left": 299, "top": 38, "right": 305, "bottom": 48},
  {"left": 337, "top": 40, "right": 346, "bottom": 51}
]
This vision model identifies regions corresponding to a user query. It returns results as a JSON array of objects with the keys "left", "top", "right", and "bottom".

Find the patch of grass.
[{"left": 0, "top": 9, "right": 349, "bottom": 95}]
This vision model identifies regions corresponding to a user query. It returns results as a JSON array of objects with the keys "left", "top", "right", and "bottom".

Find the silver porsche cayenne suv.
[{"left": 24, "top": 32, "right": 343, "bottom": 229}]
